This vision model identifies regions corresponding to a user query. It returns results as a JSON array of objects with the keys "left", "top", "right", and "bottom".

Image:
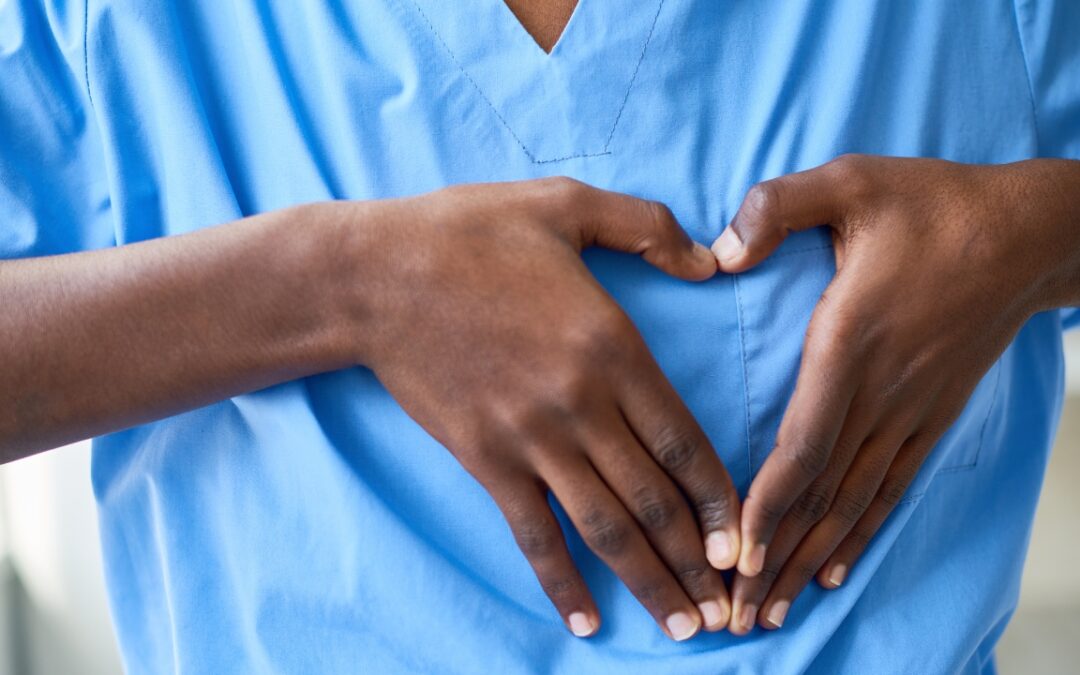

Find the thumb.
[
  {"left": 574, "top": 183, "right": 718, "bottom": 281},
  {"left": 712, "top": 161, "right": 847, "bottom": 273}
]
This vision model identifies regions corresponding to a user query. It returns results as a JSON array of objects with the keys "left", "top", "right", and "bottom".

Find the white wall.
[{"left": 0, "top": 442, "right": 122, "bottom": 675}]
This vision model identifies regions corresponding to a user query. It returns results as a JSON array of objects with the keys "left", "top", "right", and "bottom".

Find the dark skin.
[
  {"left": 711, "top": 156, "right": 1080, "bottom": 633},
  {"left": 504, "top": 0, "right": 579, "bottom": 52},
  {"left": 0, "top": 178, "right": 741, "bottom": 641},
  {"left": 505, "top": 0, "right": 1080, "bottom": 634},
  {"left": 4, "top": 0, "right": 1080, "bottom": 644}
]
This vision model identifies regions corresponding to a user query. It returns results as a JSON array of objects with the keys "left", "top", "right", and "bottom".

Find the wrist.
[
  {"left": 256, "top": 200, "right": 382, "bottom": 371},
  {"left": 302, "top": 197, "right": 411, "bottom": 368},
  {"left": 999, "top": 159, "right": 1080, "bottom": 314}
]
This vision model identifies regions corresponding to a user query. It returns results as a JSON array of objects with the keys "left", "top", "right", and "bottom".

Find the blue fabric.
[{"left": 2, "top": 0, "right": 1079, "bottom": 672}]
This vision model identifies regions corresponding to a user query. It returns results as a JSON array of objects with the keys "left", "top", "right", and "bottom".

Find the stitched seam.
[
  {"left": 411, "top": 0, "right": 665, "bottom": 164},
  {"left": 733, "top": 273, "right": 753, "bottom": 481},
  {"left": 602, "top": 0, "right": 665, "bottom": 152},
  {"left": 83, "top": 0, "right": 93, "bottom": 105},
  {"left": 728, "top": 245, "right": 831, "bottom": 481},
  {"left": 411, "top": 2, "right": 540, "bottom": 162},
  {"left": 899, "top": 358, "right": 1003, "bottom": 504},
  {"left": 972, "top": 358, "right": 1004, "bottom": 468},
  {"left": 1009, "top": 0, "right": 1041, "bottom": 152}
]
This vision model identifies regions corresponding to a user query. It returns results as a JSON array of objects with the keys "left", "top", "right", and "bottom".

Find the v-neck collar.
[{"left": 409, "top": 0, "right": 667, "bottom": 164}]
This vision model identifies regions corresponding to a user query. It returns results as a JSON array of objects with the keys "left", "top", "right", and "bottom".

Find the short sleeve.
[
  {"left": 1014, "top": 0, "right": 1080, "bottom": 159},
  {"left": 0, "top": 0, "right": 114, "bottom": 260}
]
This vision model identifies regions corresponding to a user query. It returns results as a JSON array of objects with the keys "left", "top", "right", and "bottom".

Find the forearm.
[{"left": 0, "top": 201, "right": 365, "bottom": 461}]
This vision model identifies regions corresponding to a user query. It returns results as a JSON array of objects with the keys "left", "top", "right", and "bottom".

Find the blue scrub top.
[{"left": 3, "top": 1, "right": 1080, "bottom": 673}]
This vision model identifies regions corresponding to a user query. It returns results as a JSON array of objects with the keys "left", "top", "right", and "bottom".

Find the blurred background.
[{"left": 2, "top": 336, "right": 1080, "bottom": 674}]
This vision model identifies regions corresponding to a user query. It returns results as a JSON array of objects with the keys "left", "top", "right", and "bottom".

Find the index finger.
[{"left": 738, "top": 315, "right": 857, "bottom": 577}]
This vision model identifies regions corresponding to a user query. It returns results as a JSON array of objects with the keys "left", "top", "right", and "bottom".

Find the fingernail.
[
  {"left": 764, "top": 600, "right": 790, "bottom": 628},
  {"left": 741, "top": 542, "right": 766, "bottom": 576},
  {"left": 828, "top": 564, "right": 848, "bottom": 588},
  {"left": 698, "top": 600, "right": 726, "bottom": 630},
  {"left": 712, "top": 228, "right": 743, "bottom": 263},
  {"left": 706, "top": 531, "right": 736, "bottom": 569},
  {"left": 738, "top": 603, "right": 758, "bottom": 632},
  {"left": 568, "top": 612, "right": 596, "bottom": 637},
  {"left": 666, "top": 611, "right": 700, "bottom": 641}
]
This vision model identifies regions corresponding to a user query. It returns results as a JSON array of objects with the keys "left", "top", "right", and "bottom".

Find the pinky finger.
[
  {"left": 816, "top": 435, "right": 931, "bottom": 590},
  {"left": 501, "top": 483, "right": 601, "bottom": 637}
]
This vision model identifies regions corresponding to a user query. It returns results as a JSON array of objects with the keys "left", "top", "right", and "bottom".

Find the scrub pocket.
[{"left": 735, "top": 234, "right": 1000, "bottom": 502}]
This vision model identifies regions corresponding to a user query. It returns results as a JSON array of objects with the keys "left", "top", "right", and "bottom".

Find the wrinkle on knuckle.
[
  {"left": 645, "top": 200, "right": 678, "bottom": 237},
  {"left": 787, "top": 438, "right": 831, "bottom": 479},
  {"left": 694, "top": 494, "right": 734, "bottom": 528},
  {"left": 751, "top": 494, "right": 789, "bottom": 524},
  {"left": 757, "top": 564, "right": 781, "bottom": 585},
  {"left": 541, "top": 576, "right": 580, "bottom": 600},
  {"left": 877, "top": 478, "right": 909, "bottom": 508},
  {"left": 846, "top": 527, "right": 873, "bottom": 551},
  {"left": 791, "top": 488, "right": 831, "bottom": 526},
  {"left": 830, "top": 488, "right": 871, "bottom": 526},
  {"left": 515, "top": 519, "right": 560, "bottom": 558},
  {"left": 792, "top": 560, "right": 820, "bottom": 583},
  {"left": 582, "top": 509, "right": 632, "bottom": 556},
  {"left": 630, "top": 579, "right": 664, "bottom": 607},
  {"left": 633, "top": 489, "right": 680, "bottom": 532},
  {"left": 652, "top": 429, "right": 701, "bottom": 474},
  {"left": 674, "top": 564, "right": 711, "bottom": 595}
]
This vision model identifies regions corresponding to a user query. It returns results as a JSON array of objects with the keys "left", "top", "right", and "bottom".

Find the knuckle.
[
  {"left": 810, "top": 309, "right": 864, "bottom": 356},
  {"left": 745, "top": 181, "right": 782, "bottom": 221},
  {"left": 694, "top": 494, "right": 735, "bottom": 528},
  {"left": 540, "top": 576, "right": 581, "bottom": 600},
  {"left": 633, "top": 489, "right": 681, "bottom": 532},
  {"left": 652, "top": 428, "right": 701, "bottom": 474},
  {"left": 792, "top": 560, "right": 820, "bottom": 584},
  {"left": 750, "top": 493, "right": 789, "bottom": 524},
  {"left": 514, "top": 518, "right": 561, "bottom": 558},
  {"left": 673, "top": 563, "right": 711, "bottom": 596},
  {"left": 830, "top": 488, "right": 871, "bottom": 526},
  {"left": 541, "top": 176, "right": 588, "bottom": 204},
  {"left": 791, "top": 488, "right": 832, "bottom": 526},
  {"left": 567, "top": 306, "right": 636, "bottom": 367},
  {"left": 787, "top": 438, "right": 832, "bottom": 478},
  {"left": 757, "top": 564, "right": 781, "bottom": 585},
  {"left": 541, "top": 369, "right": 594, "bottom": 417},
  {"left": 629, "top": 579, "right": 664, "bottom": 607},
  {"left": 846, "top": 527, "right": 873, "bottom": 551},
  {"left": 877, "top": 477, "right": 910, "bottom": 508},
  {"left": 645, "top": 200, "right": 678, "bottom": 235},
  {"left": 581, "top": 509, "right": 632, "bottom": 557},
  {"left": 827, "top": 154, "right": 875, "bottom": 200}
]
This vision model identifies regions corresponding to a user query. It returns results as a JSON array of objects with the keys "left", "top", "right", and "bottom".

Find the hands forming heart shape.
[{"left": 354, "top": 155, "right": 1080, "bottom": 641}]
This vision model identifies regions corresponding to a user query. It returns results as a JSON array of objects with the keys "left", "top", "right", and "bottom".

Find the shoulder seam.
[{"left": 1009, "top": 0, "right": 1040, "bottom": 153}]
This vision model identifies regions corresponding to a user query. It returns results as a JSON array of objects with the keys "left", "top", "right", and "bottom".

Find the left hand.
[{"left": 708, "top": 155, "right": 1080, "bottom": 634}]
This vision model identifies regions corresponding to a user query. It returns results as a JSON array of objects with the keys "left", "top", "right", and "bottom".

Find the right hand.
[{"left": 351, "top": 178, "right": 742, "bottom": 640}]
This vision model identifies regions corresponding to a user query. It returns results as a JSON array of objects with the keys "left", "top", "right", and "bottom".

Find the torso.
[{"left": 75, "top": 1, "right": 1063, "bottom": 672}]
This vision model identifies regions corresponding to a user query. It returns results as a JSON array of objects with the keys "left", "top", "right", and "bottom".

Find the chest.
[{"left": 86, "top": 0, "right": 1035, "bottom": 243}]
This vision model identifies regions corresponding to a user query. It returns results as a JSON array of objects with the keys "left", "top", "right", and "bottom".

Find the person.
[{"left": 1, "top": 0, "right": 1078, "bottom": 672}]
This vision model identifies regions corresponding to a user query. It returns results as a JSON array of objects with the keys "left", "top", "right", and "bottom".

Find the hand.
[
  {"left": 709, "top": 155, "right": 1080, "bottom": 633},
  {"left": 353, "top": 178, "right": 742, "bottom": 640}
]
